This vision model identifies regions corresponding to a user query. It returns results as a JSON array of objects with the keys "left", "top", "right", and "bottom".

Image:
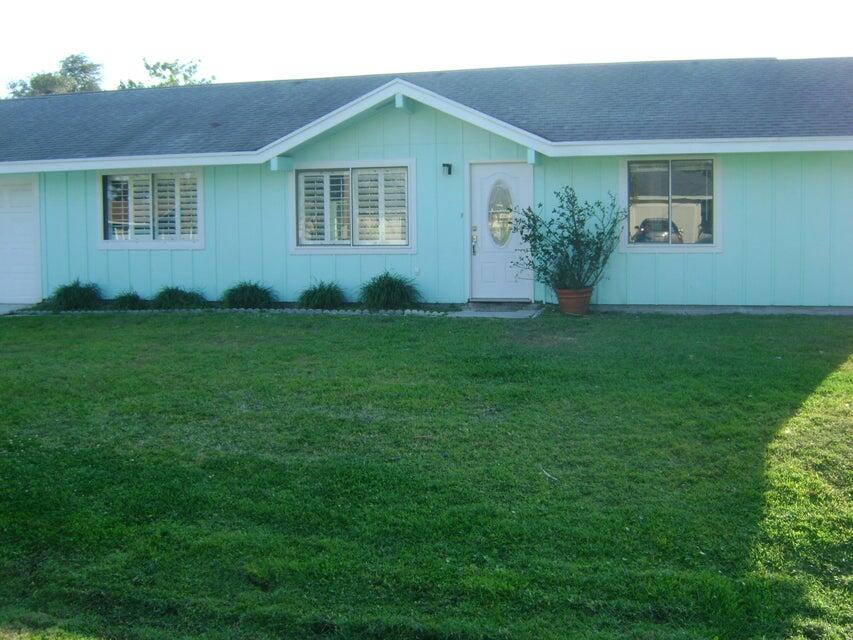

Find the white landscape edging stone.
[{"left": 5, "top": 307, "right": 449, "bottom": 318}]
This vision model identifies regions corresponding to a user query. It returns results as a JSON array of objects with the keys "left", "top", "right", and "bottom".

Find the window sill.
[
  {"left": 619, "top": 243, "right": 722, "bottom": 254},
  {"left": 98, "top": 240, "right": 205, "bottom": 251},
  {"left": 290, "top": 245, "right": 416, "bottom": 255}
]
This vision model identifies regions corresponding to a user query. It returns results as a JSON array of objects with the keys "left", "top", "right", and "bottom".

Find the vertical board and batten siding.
[
  {"left": 38, "top": 104, "right": 526, "bottom": 302},
  {"left": 536, "top": 152, "right": 853, "bottom": 306},
  {"left": 37, "top": 102, "right": 853, "bottom": 305}
]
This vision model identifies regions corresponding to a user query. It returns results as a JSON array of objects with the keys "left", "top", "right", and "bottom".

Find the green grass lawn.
[{"left": 0, "top": 312, "right": 850, "bottom": 640}]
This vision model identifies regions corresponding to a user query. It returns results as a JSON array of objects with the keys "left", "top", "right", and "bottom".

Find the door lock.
[{"left": 471, "top": 225, "right": 478, "bottom": 256}]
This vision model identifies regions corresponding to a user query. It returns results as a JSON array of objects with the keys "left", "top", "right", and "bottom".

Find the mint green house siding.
[
  {"left": 585, "top": 153, "right": 853, "bottom": 306},
  {"left": 37, "top": 104, "right": 853, "bottom": 306}
]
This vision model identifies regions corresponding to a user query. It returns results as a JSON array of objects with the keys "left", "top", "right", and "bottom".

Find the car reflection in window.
[{"left": 631, "top": 218, "right": 683, "bottom": 244}]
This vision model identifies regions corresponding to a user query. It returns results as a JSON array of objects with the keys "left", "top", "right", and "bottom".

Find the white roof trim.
[
  {"left": 547, "top": 135, "right": 853, "bottom": 155},
  {"left": 254, "top": 79, "right": 555, "bottom": 160},
  {"left": 1, "top": 78, "right": 852, "bottom": 174}
]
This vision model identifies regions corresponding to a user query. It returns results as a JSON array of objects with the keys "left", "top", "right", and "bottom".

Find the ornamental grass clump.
[
  {"left": 111, "top": 291, "right": 148, "bottom": 310},
  {"left": 222, "top": 282, "right": 276, "bottom": 309},
  {"left": 360, "top": 272, "right": 420, "bottom": 310},
  {"left": 297, "top": 281, "right": 346, "bottom": 309},
  {"left": 151, "top": 287, "right": 207, "bottom": 310},
  {"left": 48, "top": 280, "right": 103, "bottom": 311}
]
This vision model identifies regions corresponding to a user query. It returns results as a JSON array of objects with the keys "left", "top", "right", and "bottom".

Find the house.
[{"left": 0, "top": 58, "right": 851, "bottom": 307}]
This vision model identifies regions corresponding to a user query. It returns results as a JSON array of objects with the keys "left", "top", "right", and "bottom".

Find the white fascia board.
[
  {"left": 0, "top": 151, "right": 262, "bottom": 174},
  {"left": 1, "top": 78, "right": 852, "bottom": 174},
  {"left": 545, "top": 135, "right": 853, "bottom": 157},
  {"left": 252, "top": 79, "right": 555, "bottom": 161}
]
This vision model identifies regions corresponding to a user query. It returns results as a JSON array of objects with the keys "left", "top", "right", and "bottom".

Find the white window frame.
[
  {"left": 97, "top": 167, "right": 205, "bottom": 250},
  {"left": 618, "top": 156, "right": 722, "bottom": 253},
  {"left": 290, "top": 159, "right": 416, "bottom": 255}
]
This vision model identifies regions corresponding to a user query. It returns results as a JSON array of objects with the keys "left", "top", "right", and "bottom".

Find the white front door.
[
  {"left": 0, "top": 175, "right": 41, "bottom": 303},
  {"left": 470, "top": 163, "right": 533, "bottom": 301}
]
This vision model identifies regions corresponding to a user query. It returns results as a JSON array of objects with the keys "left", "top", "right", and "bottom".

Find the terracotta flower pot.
[{"left": 555, "top": 287, "right": 593, "bottom": 315}]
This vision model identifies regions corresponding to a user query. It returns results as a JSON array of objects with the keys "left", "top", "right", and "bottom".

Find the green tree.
[
  {"left": 118, "top": 59, "right": 214, "bottom": 89},
  {"left": 8, "top": 54, "right": 102, "bottom": 97}
]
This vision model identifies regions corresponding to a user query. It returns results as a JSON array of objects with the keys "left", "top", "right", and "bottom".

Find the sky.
[{"left": 1, "top": 0, "right": 851, "bottom": 95}]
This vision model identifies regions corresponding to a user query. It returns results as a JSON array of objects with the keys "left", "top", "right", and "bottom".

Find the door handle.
[{"left": 471, "top": 231, "right": 478, "bottom": 256}]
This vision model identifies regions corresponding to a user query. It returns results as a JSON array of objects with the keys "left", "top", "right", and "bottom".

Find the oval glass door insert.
[{"left": 488, "top": 181, "right": 513, "bottom": 246}]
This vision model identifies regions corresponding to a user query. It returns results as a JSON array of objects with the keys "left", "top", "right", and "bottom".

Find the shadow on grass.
[{"left": 0, "top": 313, "right": 850, "bottom": 639}]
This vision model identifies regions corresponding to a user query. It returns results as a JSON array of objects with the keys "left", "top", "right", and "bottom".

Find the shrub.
[
  {"left": 222, "top": 281, "right": 276, "bottom": 309},
  {"left": 112, "top": 291, "right": 148, "bottom": 310},
  {"left": 151, "top": 286, "right": 207, "bottom": 310},
  {"left": 49, "top": 279, "right": 102, "bottom": 310},
  {"left": 297, "top": 281, "right": 346, "bottom": 309},
  {"left": 512, "top": 186, "right": 626, "bottom": 290},
  {"left": 360, "top": 272, "right": 420, "bottom": 310}
]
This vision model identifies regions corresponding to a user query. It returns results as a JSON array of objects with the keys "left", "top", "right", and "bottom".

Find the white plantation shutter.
[
  {"left": 103, "top": 171, "right": 201, "bottom": 242},
  {"left": 382, "top": 169, "right": 407, "bottom": 244},
  {"left": 328, "top": 173, "right": 351, "bottom": 242},
  {"left": 178, "top": 173, "right": 199, "bottom": 238},
  {"left": 354, "top": 170, "right": 380, "bottom": 243},
  {"left": 154, "top": 174, "right": 177, "bottom": 238},
  {"left": 296, "top": 166, "right": 408, "bottom": 247},
  {"left": 298, "top": 171, "right": 352, "bottom": 244},
  {"left": 299, "top": 173, "right": 326, "bottom": 243},
  {"left": 354, "top": 168, "right": 408, "bottom": 245},
  {"left": 130, "top": 175, "right": 152, "bottom": 239}
]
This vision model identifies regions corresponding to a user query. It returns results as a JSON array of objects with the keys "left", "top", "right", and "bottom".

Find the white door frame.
[
  {"left": 465, "top": 160, "right": 534, "bottom": 301},
  {"left": 0, "top": 173, "right": 42, "bottom": 303}
]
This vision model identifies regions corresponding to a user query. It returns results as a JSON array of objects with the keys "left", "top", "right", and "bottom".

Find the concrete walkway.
[
  {"left": 591, "top": 304, "right": 853, "bottom": 316},
  {"left": 447, "top": 303, "right": 542, "bottom": 319}
]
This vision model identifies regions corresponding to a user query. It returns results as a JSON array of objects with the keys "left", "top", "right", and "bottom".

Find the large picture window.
[
  {"left": 628, "top": 160, "right": 713, "bottom": 245},
  {"left": 297, "top": 167, "right": 409, "bottom": 247},
  {"left": 103, "top": 171, "right": 201, "bottom": 242}
]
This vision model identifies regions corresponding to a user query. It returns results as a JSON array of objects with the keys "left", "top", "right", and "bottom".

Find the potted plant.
[{"left": 512, "top": 186, "right": 626, "bottom": 315}]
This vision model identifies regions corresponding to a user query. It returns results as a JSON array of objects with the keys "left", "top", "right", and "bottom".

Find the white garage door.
[{"left": 0, "top": 175, "right": 41, "bottom": 303}]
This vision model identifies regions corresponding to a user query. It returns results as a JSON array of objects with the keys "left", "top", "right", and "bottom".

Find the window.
[
  {"left": 628, "top": 160, "right": 713, "bottom": 245},
  {"left": 297, "top": 167, "right": 409, "bottom": 247},
  {"left": 103, "top": 171, "right": 201, "bottom": 242},
  {"left": 487, "top": 180, "right": 513, "bottom": 247}
]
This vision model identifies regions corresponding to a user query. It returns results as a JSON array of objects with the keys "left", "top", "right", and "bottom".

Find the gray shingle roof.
[{"left": 1, "top": 58, "right": 851, "bottom": 162}]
